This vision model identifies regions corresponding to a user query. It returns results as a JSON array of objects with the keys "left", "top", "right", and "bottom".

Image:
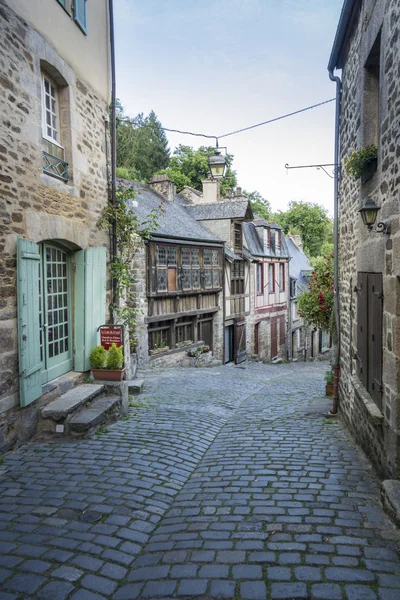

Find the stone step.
[
  {"left": 127, "top": 379, "right": 144, "bottom": 395},
  {"left": 69, "top": 396, "right": 120, "bottom": 434},
  {"left": 41, "top": 384, "right": 105, "bottom": 421}
]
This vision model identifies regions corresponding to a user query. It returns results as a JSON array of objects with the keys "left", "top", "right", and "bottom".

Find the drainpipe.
[
  {"left": 329, "top": 68, "right": 342, "bottom": 415},
  {"left": 108, "top": 0, "right": 118, "bottom": 323}
]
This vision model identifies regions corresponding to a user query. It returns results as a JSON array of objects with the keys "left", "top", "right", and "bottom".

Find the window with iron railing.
[{"left": 41, "top": 72, "right": 68, "bottom": 182}]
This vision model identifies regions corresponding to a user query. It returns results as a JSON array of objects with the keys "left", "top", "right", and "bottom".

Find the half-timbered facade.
[
  {"left": 130, "top": 176, "right": 225, "bottom": 368},
  {"left": 186, "top": 185, "right": 254, "bottom": 364},
  {"left": 243, "top": 219, "right": 290, "bottom": 361}
]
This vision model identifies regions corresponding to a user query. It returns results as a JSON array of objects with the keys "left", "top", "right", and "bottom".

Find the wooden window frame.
[
  {"left": 279, "top": 263, "right": 285, "bottom": 292},
  {"left": 268, "top": 263, "right": 275, "bottom": 293},
  {"left": 41, "top": 73, "right": 63, "bottom": 149},
  {"left": 231, "top": 260, "right": 245, "bottom": 296},
  {"left": 256, "top": 263, "right": 263, "bottom": 296},
  {"left": 234, "top": 223, "right": 243, "bottom": 254}
]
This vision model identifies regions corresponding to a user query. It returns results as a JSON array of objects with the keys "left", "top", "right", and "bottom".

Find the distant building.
[
  {"left": 0, "top": 0, "right": 111, "bottom": 451},
  {"left": 244, "top": 220, "right": 290, "bottom": 361}
]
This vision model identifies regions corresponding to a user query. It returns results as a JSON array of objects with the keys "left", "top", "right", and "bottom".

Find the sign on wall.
[{"left": 99, "top": 326, "right": 123, "bottom": 350}]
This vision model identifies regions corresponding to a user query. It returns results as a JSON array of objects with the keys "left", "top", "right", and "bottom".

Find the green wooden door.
[
  {"left": 40, "top": 244, "right": 73, "bottom": 383},
  {"left": 17, "top": 238, "right": 42, "bottom": 407}
]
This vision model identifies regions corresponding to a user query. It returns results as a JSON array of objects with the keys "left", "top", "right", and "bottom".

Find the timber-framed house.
[{"left": 129, "top": 176, "right": 225, "bottom": 368}]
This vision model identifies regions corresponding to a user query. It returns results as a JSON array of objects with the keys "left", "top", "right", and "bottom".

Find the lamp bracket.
[{"left": 376, "top": 221, "right": 391, "bottom": 235}]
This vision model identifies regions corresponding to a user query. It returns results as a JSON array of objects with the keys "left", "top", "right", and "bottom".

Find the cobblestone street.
[{"left": 1, "top": 361, "right": 400, "bottom": 600}]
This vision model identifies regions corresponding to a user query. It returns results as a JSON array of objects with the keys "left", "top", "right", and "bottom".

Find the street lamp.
[
  {"left": 358, "top": 197, "right": 390, "bottom": 234},
  {"left": 208, "top": 148, "right": 226, "bottom": 179}
]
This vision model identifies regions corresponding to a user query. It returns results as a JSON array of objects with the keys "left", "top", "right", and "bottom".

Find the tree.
[
  {"left": 115, "top": 101, "right": 170, "bottom": 182},
  {"left": 273, "top": 201, "right": 333, "bottom": 258},
  {"left": 297, "top": 251, "right": 334, "bottom": 334},
  {"left": 243, "top": 190, "right": 271, "bottom": 221},
  {"left": 159, "top": 145, "right": 237, "bottom": 196}
]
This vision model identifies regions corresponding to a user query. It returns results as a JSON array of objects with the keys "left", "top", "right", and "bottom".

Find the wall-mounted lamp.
[{"left": 358, "top": 197, "right": 390, "bottom": 234}]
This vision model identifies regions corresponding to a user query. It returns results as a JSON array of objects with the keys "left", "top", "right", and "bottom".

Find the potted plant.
[
  {"left": 325, "top": 368, "right": 334, "bottom": 397},
  {"left": 149, "top": 338, "right": 169, "bottom": 355},
  {"left": 202, "top": 345, "right": 210, "bottom": 353},
  {"left": 345, "top": 145, "right": 378, "bottom": 183},
  {"left": 90, "top": 343, "right": 125, "bottom": 381},
  {"left": 129, "top": 338, "right": 137, "bottom": 354}
]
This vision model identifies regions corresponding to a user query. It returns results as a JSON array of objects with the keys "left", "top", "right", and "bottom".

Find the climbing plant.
[
  {"left": 97, "top": 183, "right": 163, "bottom": 336},
  {"left": 297, "top": 251, "right": 335, "bottom": 337}
]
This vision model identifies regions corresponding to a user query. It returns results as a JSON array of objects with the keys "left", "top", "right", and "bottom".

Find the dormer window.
[{"left": 234, "top": 223, "right": 242, "bottom": 253}]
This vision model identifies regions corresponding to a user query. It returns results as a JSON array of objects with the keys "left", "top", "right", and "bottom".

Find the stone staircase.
[{"left": 38, "top": 382, "right": 125, "bottom": 439}]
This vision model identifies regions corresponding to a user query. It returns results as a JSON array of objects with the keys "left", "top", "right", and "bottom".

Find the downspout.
[
  {"left": 108, "top": 0, "right": 118, "bottom": 323},
  {"left": 329, "top": 68, "right": 342, "bottom": 415}
]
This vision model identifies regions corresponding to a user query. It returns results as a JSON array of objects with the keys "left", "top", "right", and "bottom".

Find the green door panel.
[{"left": 17, "top": 237, "right": 42, "bottom": 407}]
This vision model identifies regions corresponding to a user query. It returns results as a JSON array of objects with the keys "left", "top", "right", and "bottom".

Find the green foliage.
[
  {"left": 106, "top": 343, "right": 124, "bottom": 370},
  {"left": 297, "top": 251, "right": 334, "bottom": 334},
  {"left": 325, "top": 368, "right": 334, "bottom": 385},
  {"left": 115, "top": 100, "right": 170, "bottom": 182},
  {"left": 159, "top": 145, "right": 237, "bottom": 196},
  {"left": 345, "top": 145, "right": 377, "bottom": 179},
  {"left": 244, "top": 190, "right": 271, "bottom": 221},
  {"left": 97, "top": 182, "right": 163, "bottom": 335},
  {"left": 273, "top": 201, "right": 333, "bottom": 258},
  {"left": 90, "top": 345, "right": 107, "bottom": 369}
]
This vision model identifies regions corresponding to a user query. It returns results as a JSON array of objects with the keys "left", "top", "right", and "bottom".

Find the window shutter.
[
  {"left": 279, "top": 315, "right": 286, "bottom": 345},
  {"left": 74, "top": 247, "right": 107, "bottom": 371},
  {"left": 74, "top": 0, "right": 87, "bottom": 33},
  {"left": 17, "top": 238, "right": 42, "bottom": 407},
  {"left": 368, "top": 273, "right": 383, "bottom": 409},
  {"left": 357, "top": 272, "right": 368, "bottom": 388}
]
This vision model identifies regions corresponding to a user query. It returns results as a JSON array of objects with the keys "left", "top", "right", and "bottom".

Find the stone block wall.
[
  {"left": 0, "top": 1, "right": 110, "bottom": 450},
  {"left": 337, "top": 0, "right": 400, "bottom": 478}
]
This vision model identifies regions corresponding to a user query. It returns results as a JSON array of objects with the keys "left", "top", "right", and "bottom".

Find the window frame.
[
  {"left": 279, "top": 263, "right": 285, "bottom": 292},
  {"left": 268, "top": 263, "right": 275, "bottom": 293},
  {"left": 231, "top": 260, "right": 245, "bottom": 296},
  {"left": 234, "top": 223, "right": 243, "bottom": 254},
  {"left": 41, "top": 72, "right": 63, "bottom": 150},
  {"left": 73, "top": 0, "right": 88, "bottom": 34},
  {"left": 256, "top": 262, "right": 263, "bottom": 296}
]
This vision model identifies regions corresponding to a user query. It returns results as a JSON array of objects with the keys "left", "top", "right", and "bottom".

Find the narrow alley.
[{"left": 1, "top": 362, "right": 399, "bottom": 600}]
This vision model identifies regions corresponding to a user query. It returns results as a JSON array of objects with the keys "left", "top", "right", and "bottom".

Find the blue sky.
[{"left": 114, "top": 0, "right": 344, "bottom": 213}]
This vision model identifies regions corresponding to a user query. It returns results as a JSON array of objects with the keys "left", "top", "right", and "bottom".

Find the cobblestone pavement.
[{"left": 1, "top": 362, "right": 400, "bottom": 600}]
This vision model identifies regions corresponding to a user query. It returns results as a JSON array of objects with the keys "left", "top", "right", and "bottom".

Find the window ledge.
[
  {"left": 352, "top": 374, "right": 384, "bottom": 426},
  {"left": 40, "top": 174, "right": 78, "bottom": 196}
]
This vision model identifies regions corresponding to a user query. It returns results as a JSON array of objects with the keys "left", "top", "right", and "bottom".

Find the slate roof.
[
  {"left": 243, "top": 222, "right": 290, "bottom": 260},
  {"left": 285, "top": 237, "right": 313, "bottom": 293},
  {"left": 186, "top": 200, "right": 252, "bottom": 221},
  {"left": 121, "top": 181, "right": 223, "bottom": 244}
]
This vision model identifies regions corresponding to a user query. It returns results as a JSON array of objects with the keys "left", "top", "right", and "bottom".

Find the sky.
[{"left": 114, "top": 0, "right": 344, "bottom": 215}]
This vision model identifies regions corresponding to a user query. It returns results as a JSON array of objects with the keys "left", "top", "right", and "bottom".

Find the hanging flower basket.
[{"left": 345, "top": 145, "right": 378, "bottom": 180}]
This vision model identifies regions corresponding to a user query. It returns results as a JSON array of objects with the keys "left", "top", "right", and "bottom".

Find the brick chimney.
[{"left": 148, "top": 174, "right": 176, "bottom": 202}]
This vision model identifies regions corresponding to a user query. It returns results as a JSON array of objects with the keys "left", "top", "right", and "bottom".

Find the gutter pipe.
[
  {"left": 329, "top": 67, "right": 342, "bottom": 415},
  {"left": 108, "top": 0, "right": 118, "bottom": 322}
]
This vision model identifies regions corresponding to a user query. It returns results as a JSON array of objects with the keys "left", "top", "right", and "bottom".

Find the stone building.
[
  {"left": 0, "top": 0, "right": 111, "bottom": 450},
  {"left": 129, "top": 176, "right": 225, "bottom": 369},
  {"left": 243, "top": 219, "right": 290, "bottom": 361},
  {"left": 329, "top": 0, "right": 400, "bottom": 477}
]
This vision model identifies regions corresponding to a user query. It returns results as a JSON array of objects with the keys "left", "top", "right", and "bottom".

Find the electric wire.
[{"left": 116, "top": 98, "right": 336, "bottom": 145}]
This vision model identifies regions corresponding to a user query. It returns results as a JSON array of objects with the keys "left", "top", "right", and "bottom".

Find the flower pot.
[
  {"left": 326, "top": 384, "right": 334, "bottom": 397},
  {"left": 92, "top": 368, "right": 125, "bottom": 381}
]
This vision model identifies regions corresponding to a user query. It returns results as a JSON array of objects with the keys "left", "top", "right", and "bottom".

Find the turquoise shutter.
[
  {"left": 17, "top": 238, "right": 42, "bottom": 407},
  {"left": 74, "top": 0, "right": 87, "bottom": 33},
  {"left": 74, "top": 247, "right": 107, "bottom": 371}
]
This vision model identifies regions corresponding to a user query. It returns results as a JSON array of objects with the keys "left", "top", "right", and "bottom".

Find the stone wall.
[
  {"left": 337, "top": 0, "right": 400, "bottom": 477},
  {"left": 0, "top": 1, "right": 110, "bottom": 450}
]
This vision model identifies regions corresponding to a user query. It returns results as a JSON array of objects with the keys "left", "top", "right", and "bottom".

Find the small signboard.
[{"left": 100, "top": 326, "right": 123, "bottom": 351}]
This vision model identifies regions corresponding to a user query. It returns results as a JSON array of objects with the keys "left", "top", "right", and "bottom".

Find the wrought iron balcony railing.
[{"left": 42, "top": 151, "right": 68, "bottom": 182}]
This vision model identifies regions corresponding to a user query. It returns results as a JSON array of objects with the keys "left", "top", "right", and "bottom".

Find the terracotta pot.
[
  {"left": 326, "top": 384, "right": 333, "bottom": 397},
  {"left": 92, "top": 368, "right": 125, "bottom": 381}
]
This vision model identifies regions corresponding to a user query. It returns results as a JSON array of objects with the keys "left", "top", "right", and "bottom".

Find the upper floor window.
[
  {"left": 290, "top": 278, "right": 296, "bottom": 298},
  {"left": 231, "top": 260, "right": 245, "bottom": 295},
  {"left": 55, "top": 0, "right": 87, "bottom": 35},
  {"left": 256, "top": 263, "right": 263, "bottom": 296},
  {"left": 279, "top": 263, "right": 285, "bottom": 292},
  {"left": 234, "top": 223, "right": 242, "bottom": 253},
  {"left": 268, "top": 263, "right": 275, "bottom": 293},
  {"left": 42, "top": 74, "right": 60, "bottom": 145}
]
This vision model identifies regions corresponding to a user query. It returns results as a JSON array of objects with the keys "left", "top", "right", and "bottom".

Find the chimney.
[
  {"left": 148, "top": 174, "right": 176, "bottom": 202},
  {"left": 201, "top": 178, "right": 220, "bottom": 203},
  {"left": 291, "top": 234, "right": 303, "bottom": 251}
]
